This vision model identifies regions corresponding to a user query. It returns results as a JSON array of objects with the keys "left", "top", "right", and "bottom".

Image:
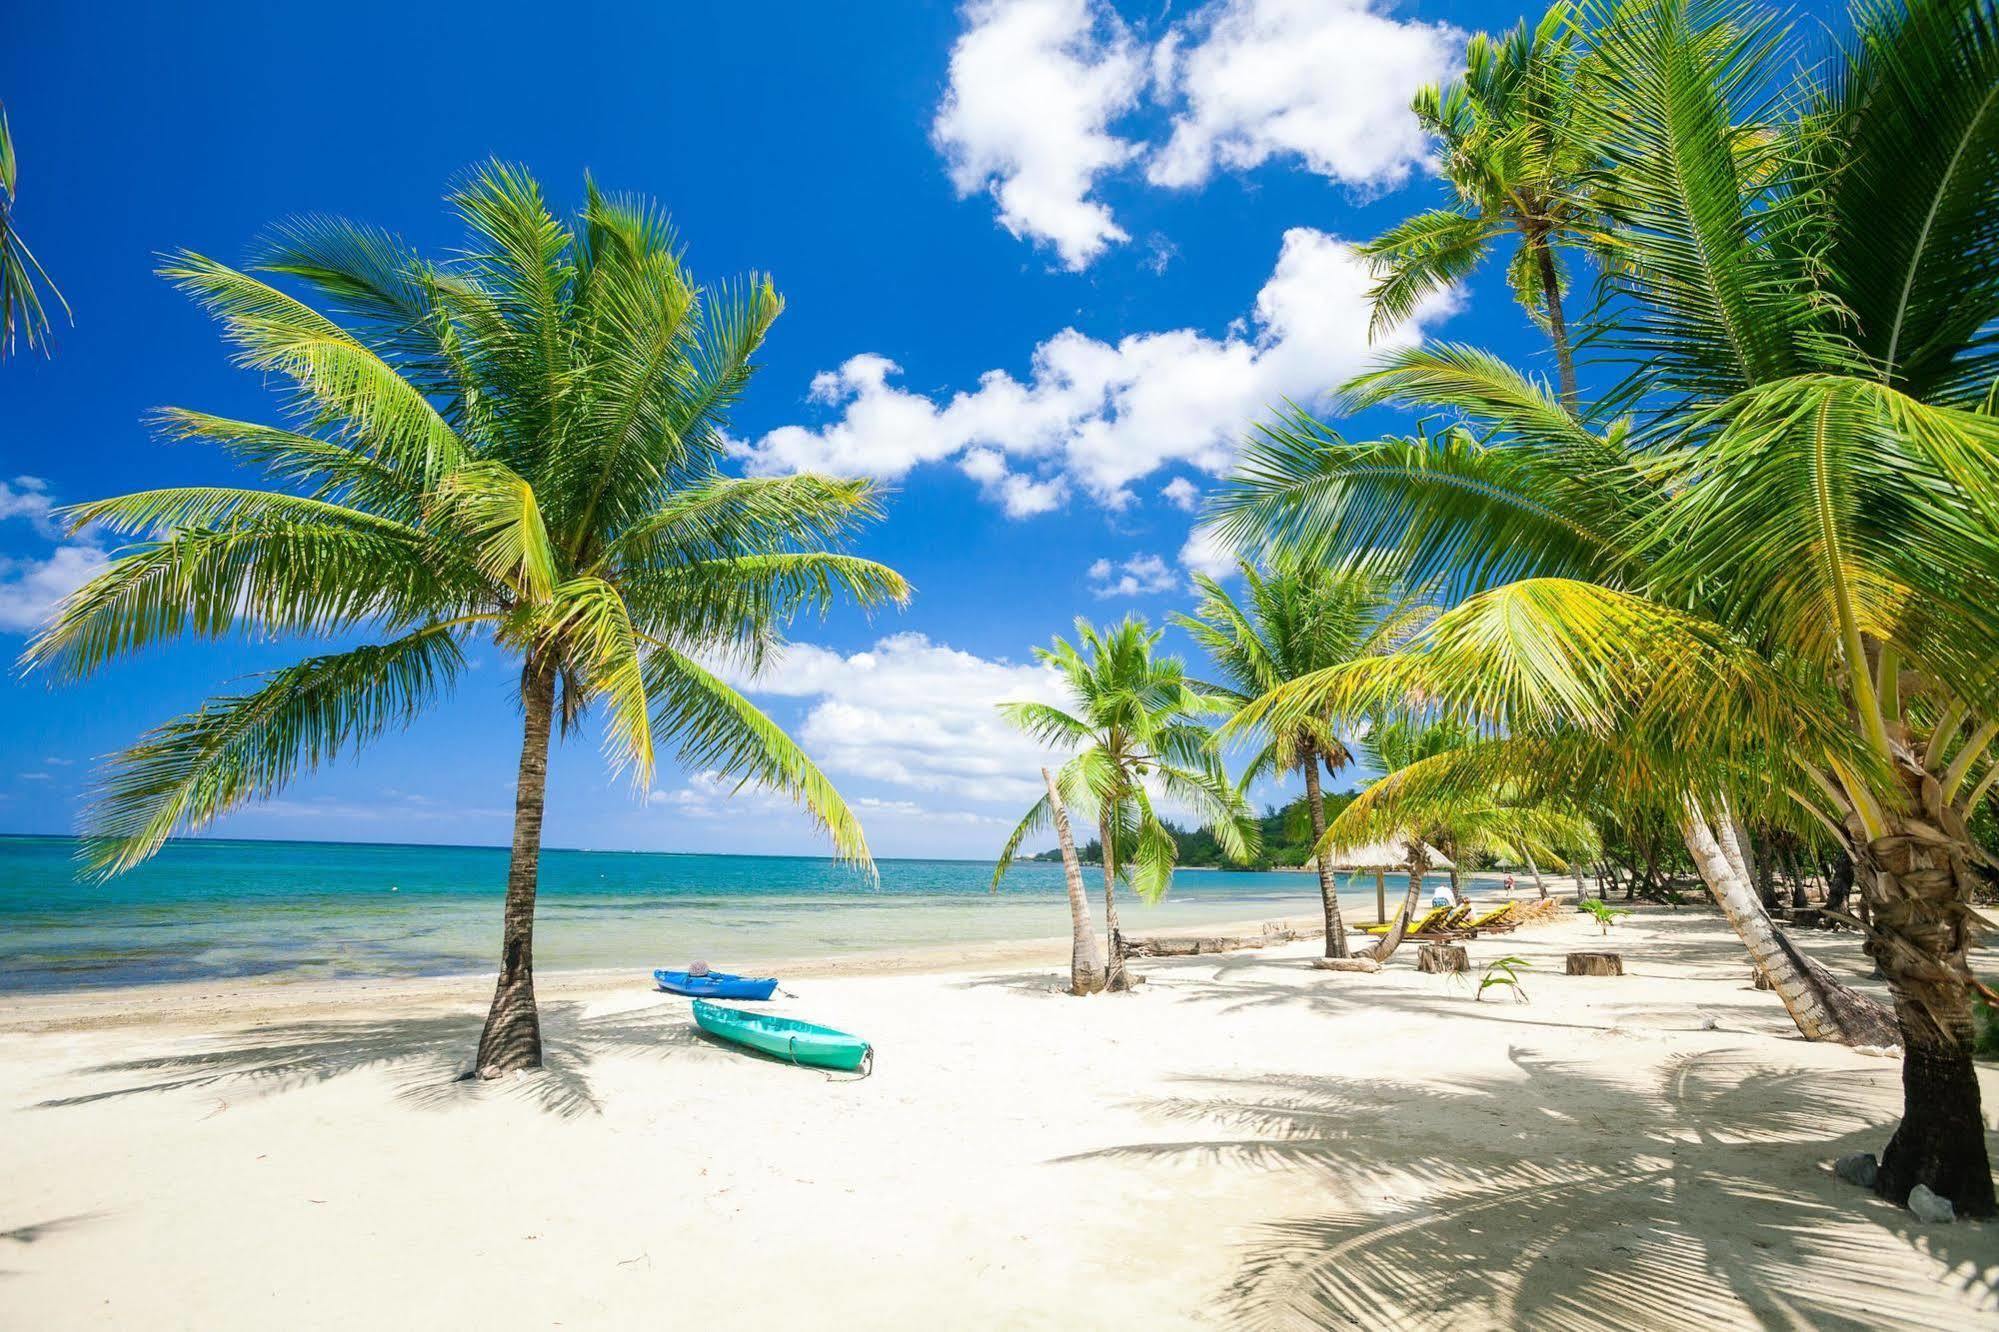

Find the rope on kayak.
[
  {"left": 822, "top": 1047, "right": 874, "bottom": 1083},
  {"left": 778, "top": 1034, "right": 872, "bottom": 1082},
  {"left": 777, "top": 986, "right": 800, "bottom": 998}
]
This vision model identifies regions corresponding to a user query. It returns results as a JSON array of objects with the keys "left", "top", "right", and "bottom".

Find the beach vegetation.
[
  {"left": 0, "top": 101, "right": 68, "bottom": 357},
  {"left": 22, "top": 163, "right": 906, "bottom": 1075},
  {"left": 993, "top": 616, "right": 1259, "bottom": 992},
  {"left": 1209, "top": 0, "right": 1999, "bottom": 1216},
  {"left": 1357, "top": 1, "right": 1604, "bottom": 411},
  {"left": 1173, "top": 562, "right": 1424, "bottom": 958}
]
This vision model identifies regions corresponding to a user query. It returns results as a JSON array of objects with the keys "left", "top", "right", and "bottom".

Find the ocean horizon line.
[{"left": 0, "top": 830, "right": 1031, "bottom": 867}]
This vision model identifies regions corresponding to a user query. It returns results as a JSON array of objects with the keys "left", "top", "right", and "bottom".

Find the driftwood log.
[
  {"left": 1417, "top": 944, "right": 1469, "bottom": 974},
  {"left": 1313, "top": 956, "right": 1381, "bottom": 974},
  {"left": 1566, "top": 952, "right": 1624, "bottom": 976},
  {"left": 1117, "top": 923, "right": 1323, "bottom": 958}
]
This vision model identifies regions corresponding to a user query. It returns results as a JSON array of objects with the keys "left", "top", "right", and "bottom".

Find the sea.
[{"left": 0, "top": 835, "right": 1487, "bottom": 993}]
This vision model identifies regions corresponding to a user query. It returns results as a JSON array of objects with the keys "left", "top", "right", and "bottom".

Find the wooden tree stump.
[
  {"left": 1417, "top": 944, "right": 1469, "bottom": 974},
  {"left": 1566, "top": 952, "right": 1624, "bottom": 976}
]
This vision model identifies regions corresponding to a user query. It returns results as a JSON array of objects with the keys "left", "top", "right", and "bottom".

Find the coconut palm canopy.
[
  {"left": 22, "top": 163, "right": 908, "bottom": 1070},
  {"left": 1212, "top": 0, "right": 1999, "bottom": 1215}
]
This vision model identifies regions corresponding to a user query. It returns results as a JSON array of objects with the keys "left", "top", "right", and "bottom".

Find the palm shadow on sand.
[
  {"left": 32, "top": 1000, "right": 713, "bottom": 1120},
  {"left": 1060, "top": 1047, "right": 1999, "bottom": 1331}
]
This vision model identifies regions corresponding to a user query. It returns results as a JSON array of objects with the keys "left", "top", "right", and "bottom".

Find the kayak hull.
[
  {"left": 654, "top": 970, "right": 779, "bottom": 1001},
  {"left": 692, "top": 999, "right": 872, "bottom": 1072}
]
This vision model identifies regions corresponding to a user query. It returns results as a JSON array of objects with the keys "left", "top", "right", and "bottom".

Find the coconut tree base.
[
  {"left": 476, "top": 971, "right": 543, "bottom": 1076},
  {"left": 1876, "top": 1042, "right": 1997, "bottom": 1218}
]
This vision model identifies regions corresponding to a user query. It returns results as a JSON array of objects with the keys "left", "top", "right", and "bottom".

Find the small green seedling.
[
  {"left": 1477, "top": 956, "right": 1531, "bottom": 1003},
  {"left": 1577, "top": 898, "right": 1629, "bottom": 936}
]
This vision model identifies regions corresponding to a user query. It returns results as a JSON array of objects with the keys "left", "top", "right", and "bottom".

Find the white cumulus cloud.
[
  {"left": 1160, "top": 476, "right": 1201, "bottom": 511},
  {"left": 0, "top": 479, "right": 109, "bottom": 636},
  {"left": 931, "top": 0, "right": 1457, "bottom": 266},
  {"left": 932, "top": 0, "right": 1146, "bottom": 269},
  {"left": 739, "top": 228, "right": 1455, "bottom": 510},
  {"left": 1088, "top": 552, "right": 1179, "bottom": 597},
  {"left": 711, "top": 633, "right": 1073, "bottom": 806},
  {"left": 1179, "top": 524, "right": 1239, "bottom": 581},
  {"left": 1147, "top": 0, "right": 1458, "bottom": 192}
]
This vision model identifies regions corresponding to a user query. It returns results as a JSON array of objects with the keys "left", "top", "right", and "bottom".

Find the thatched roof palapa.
[{"left": 1314, "top": 837, "right": 1454, "bottom": 871}]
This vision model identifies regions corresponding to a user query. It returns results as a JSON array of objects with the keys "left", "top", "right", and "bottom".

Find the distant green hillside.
[{"left": 1027, "top": 791, "right": 1358, "bottom": 871}]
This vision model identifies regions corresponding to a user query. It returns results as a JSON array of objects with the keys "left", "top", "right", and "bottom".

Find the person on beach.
[{"left": 1503, "top": 872, "right": 1516, "bottom": 896}]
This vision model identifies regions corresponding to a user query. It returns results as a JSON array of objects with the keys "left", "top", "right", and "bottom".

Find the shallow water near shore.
[{"left": 0, "top": 835, "right": 1504, "bottom": 992}]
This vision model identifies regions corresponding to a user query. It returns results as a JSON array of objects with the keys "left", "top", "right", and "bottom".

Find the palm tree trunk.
[
  {"left": 1375, "top": 870, "right": 1387, "bottom": 924},
  {"left": 1853, "top": 808, "right": 1995, "bottom": 1217},
  {"left": 477, "top": 655, "right": 557, "bottom": 1075},
  {"left": 1100, "top": 809, "right": 1131, "bottom": 993},
  {"left": 1366, "top": 845, "right": 1430, "bottom": 964},
  {"left": 1524, "top": 850, "right": 1546, "bottom": 898},
  {"left": 1302, "top": 755, "right": 1349, "bottom": 958},
  {"left": 1681, "top": 806, "right": 1897, "bottom": 1051},
  {"left": 1532, "top": 234, "right": 1579, "bottom": 415},
  {"left": 1043, "top": 767, "right": 1105, "bottom": 995}
]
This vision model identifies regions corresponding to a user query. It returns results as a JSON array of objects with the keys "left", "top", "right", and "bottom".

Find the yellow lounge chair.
[
  {"left": 1360, "top": 904, "right": 1448, "bottom": 937},
  {"left": 1411, "top": 902, "right": 1476, "bottom": 938},
  {"left": 1463, "top": 901, "right": 1519, "bottom": 934}
]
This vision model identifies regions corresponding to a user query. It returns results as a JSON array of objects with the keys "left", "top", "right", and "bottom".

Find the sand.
[{"left": 1, "top": 905, "right": 1994, "bottom": 1330}]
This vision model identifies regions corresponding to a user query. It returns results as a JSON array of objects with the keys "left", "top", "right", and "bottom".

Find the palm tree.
[
  {"left": 21, "top": 163, "right": 908, "bottom": 1075},
  {"left": 993, "top": 617, "right": 1258, "bottom": 992},
  {"left": 1356, "top": 3, "right": 1601, "bottom": 411},
  {"left": 1012, "top": 765, "right": 1106, "bottom": 995},
  {"left": 1217, "top": 0, "right": 1999, "bottom": 1215},
  {"left": 0, "top": 101, "right": 69, "bottom": 356},
  {"left": 1173, "top": 562, "right": 1422, "bottom": 959}
]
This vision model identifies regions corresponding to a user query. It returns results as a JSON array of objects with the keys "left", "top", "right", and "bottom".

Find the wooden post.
[
  {"left": 1565, "top": 952, "right": 1624, "bottom": 976},
  {"left": 1376, "top": 869, "right": 1387, "bottom": 925}
]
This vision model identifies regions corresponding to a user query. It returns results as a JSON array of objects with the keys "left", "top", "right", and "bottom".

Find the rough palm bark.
[
  {"left": 1531, "top": 233, "right": 1580, "bottom": 415},
  {"left": 1849, "top": 774, "right": 1996, "bottom": 1217},
  {"left": 477, "top": 656, "right": 557, "bottom": 1075},
  {"left": 1365, "top": 843, "right": 1432, "bottom": 964},
  {"left": 1682, "top": 807, "right": 1898, "bottom": 1052},
  {"left": 1302, "top": 752, "right": 1350, "bottom": 959},
  {"left": 1524, "top": 849, "right": 1547, "bottom": 898},
  {"left": 1043, "top": 767, "right": 1104, "bottom": 995},
  {"left": 1099, "top": 810, "right": 1132, "bottom": 993}
]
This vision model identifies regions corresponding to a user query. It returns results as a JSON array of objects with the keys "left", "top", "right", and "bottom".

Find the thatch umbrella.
[{"left": 1316, "top": 837, "right": 1455, "bottom": 923}]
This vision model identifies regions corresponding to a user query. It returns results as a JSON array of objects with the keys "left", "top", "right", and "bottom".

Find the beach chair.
[
  {"left": 1461, "top": 901, "right": 1519, "bottom": 935},
  {"left": 1410, "top": 902, "right": 1476, "bottom": 939},
  {"left": 1361, "top": 904, "right": 1448, "bottom": 937}
]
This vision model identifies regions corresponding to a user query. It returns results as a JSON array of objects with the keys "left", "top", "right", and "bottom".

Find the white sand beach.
[{"left": 2, "top": 905, "right": 1994, "bottom": 1330}]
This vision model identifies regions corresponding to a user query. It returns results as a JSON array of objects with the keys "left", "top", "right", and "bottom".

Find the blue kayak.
[{"left": 653, "top": 969, "right": 779, "bottom": 1001}]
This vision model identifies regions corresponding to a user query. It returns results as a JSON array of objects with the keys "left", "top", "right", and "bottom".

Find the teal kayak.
[{"left": 691, "top": 999, "right": 873, "bottom": 1072}]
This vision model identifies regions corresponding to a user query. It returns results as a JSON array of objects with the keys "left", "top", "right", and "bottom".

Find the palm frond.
[
  {"left": 641, "top": 646, "right": 873, "bottom": 873},
  {"left": 81, "top": 628, "right": 464, "bottom": 875}
]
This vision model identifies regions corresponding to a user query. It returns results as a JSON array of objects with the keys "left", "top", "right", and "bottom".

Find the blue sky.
[{"left": 2, "top": 0, "right": 1583, "bottom": 857}]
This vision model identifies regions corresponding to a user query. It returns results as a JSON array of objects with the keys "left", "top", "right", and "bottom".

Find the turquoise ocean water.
[{"left": 0, "top": 835, "right": 1481, "bottom": 993}]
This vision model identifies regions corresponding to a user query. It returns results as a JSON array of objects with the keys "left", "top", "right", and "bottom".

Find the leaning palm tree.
[
  {"left": 993, "top": 617, "right": 1258, "bottom": 992},
  {"left": 1007, "top": 765, "right": 1106, "bottom": 995},
  {"left": 1356, "top": 3, "right": 1602, "bottom": 410},
  {"left": 21, "top": 163, "right": 908, "bottom": 1075},
  {"left": 1217, "top": 0, "right": 1999, "bottom": 1215},
  {"left": 1173, "top": 562, "right": 1423, "bottom": 958},
  {"left": 0, "top": 101, "right": 69, "bottom": 357}
]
